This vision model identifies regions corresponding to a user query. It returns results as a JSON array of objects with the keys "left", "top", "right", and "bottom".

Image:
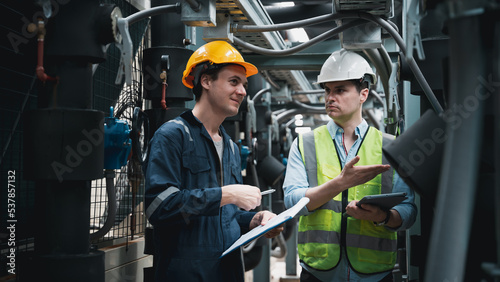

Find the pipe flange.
[{"left": 111, "top": 6, "right": 123, "bottom": 44}]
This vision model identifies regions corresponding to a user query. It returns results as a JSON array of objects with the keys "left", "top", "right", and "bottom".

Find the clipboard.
[
  {"left": 356, "top": 192, "right": 407, "bottom": 211},
  {"left": 220, "top": 197, "right": 310, "bottom": 258}
]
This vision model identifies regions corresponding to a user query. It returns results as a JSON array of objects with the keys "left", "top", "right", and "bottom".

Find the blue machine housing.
[{"left": 104, "top": 107, "right": 132, "bottom": 169}]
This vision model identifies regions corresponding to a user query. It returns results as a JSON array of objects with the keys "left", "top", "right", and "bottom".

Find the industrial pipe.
[
  {"left": 233, "top": 12, "right": 443, "bottom": 115},
  {"left": 271, "top": 233, "right": 287, "bottom": 259},
  {"left": 233, "top": 20, "right": 365, "bottom": 57},
  {"left": 89, "top": 170, "right": 117, "bottom": 241},
  {"left": 28, "top": 18, "right": 57, "bottom": 83},
  {"left": 424, "top": 14, "right": 486, "bottom": 281},
  {"left": 123, "top": 3, "right": 180, "bottom": 25}
]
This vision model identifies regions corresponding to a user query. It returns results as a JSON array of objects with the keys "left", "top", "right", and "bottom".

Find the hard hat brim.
[{"left": 182, "top": 61, "right": 258, "bottom": 89}]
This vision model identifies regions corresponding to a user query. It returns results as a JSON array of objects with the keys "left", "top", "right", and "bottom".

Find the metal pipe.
[
  {"left": 494, "top": 18, "right": 500, "bottom": 278},
  {"left": 292, "top": 90, "right": 324, "bottom": 95},
  {"left": 252, "top": 87, "right": 272, "bottom": 102},
  {"left": 89, "top": 170, "right": 117, "bottom": 240},
  {"left": 365, "top": 14, "right": 444, "bottom": 115},
  {"left": 363, "top": 48, "right": 391, "bottom": 106},
  {"left": 262, "top": 70, "right": 281, "bottom": 90},
  {"left": 184, "top": 0, "right": 201, "bottom": 12},
  {"left": 233, "top": 20, "right": 365, "bottom": 57},
  {"left": 424, "top": 14, "right": 486, "bottom": 281},
  {"left": 270, "top": 233, "right": 287, "bottom": 258},
  {"left": 233, "top": 12, "right": 354, "bottom": 32},
  {"left": 363, "top": 48, "right": 396, "bottom": 133},
  {"left": 233, "top": 11, "right": 442, "bottom": 115},
  {"left": 292, "top": 100, "right": 325, "bottom": 111},
  {"left": 370, "top": 90, "right": 387, "bottom": 121},
  {"left": 363, "top": 108, "right": 382, "bottom": 131},
  {"left": 276, "top": 107, "right": 325, "bottom": 124},
  {"left": 124, "top": 3, "right": 180, "bottom": 25}
]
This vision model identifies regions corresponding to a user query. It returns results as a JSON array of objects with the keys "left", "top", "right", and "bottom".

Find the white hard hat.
[{"left": 316, "top": 49, "right": 377, "bottom": 85}]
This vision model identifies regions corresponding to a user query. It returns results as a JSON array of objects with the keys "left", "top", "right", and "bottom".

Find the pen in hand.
[{"left": 261, "top": 189, "right": 275, "bottom": 195}]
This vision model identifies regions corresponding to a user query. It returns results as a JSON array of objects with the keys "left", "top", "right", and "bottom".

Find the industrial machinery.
[{"left": 1, "top": 0, "right": 499, "bottom": 281}]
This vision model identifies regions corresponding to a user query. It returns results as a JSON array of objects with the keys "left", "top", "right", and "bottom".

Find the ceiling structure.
[{"left": 207, "top": 0, "right": 405, "bottom": 128}]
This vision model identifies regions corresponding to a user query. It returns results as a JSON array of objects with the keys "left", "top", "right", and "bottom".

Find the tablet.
[{"left": 356, "top": 192, "right": 407, "bottom": 211}]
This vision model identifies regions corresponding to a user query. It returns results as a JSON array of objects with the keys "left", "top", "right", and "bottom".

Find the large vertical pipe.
[
  {"left": 21, "top": 0, "right": 118, "bottom": 281},
  {"left": 143, "top": 2, "right": 193, "bottom": 281},
  {"left": 143, "top": 0, "right": 193, "bottom": 134},
  {"left": 150, "top": 0, "right": 185, "bottom": 48},
  {"left": 491, "top": 16, "right": 500, "bottom": 279},
  {"left": 424, "top": 14, "right": 486, "bottom": 281}
]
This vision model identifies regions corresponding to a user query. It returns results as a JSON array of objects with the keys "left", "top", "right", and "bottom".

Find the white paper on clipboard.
[{"left": 220, "top": 197, "right": 310, "bottom": 258}]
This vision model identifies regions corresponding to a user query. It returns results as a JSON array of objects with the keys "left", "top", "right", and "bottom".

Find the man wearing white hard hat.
[{"left": 283, "top": 49, "right": 417, "bottom": 281}]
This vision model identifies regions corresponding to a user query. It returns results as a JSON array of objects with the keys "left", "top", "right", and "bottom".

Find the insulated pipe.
[
  {"left": 252, "top": 87, "right": 272, "bottom": 102},
  {"left": 292, "top": 100, "right": 325, "bottom": 112},
  {"left": 292, "top": 90, "right": 324, "bottom": 95},
  {"left": 89, "top": 170, "right": 117, "bottom": 241},
  {"left": 261, "top": 70, "right": 281, "bottom": 90},
  {"left": 233, "top": 12, "right": 353, "bottom": 32},
  {"left": 364, "top": 15, "right": 443, "bottom": 115},
  {"left": 233, "top": 20, "right": 365, "bottom": 57},
  {"left": 21, "top": 2, "right": 120, "bottom": 281},
  {"left": 184, "top": 0, "right": 201, "bottom": 12},
  {"left": 123, "top": 3, "right": 180, "bottom": 25},
  {"left": 494, "top": 18, "right": 500, "bottom": 277},
  {"left": 233, "top": 12, "right": 442, "bottom": 115},
  {"left": 370, "top": 90, "right": 388, "bottom": 123},
  {"left": 363, "top": 48, "right": 397, "bottom": 133},
  {"left": 424, "top": 14, "right": 486, "bottom": 282},
  {"left": 363, "top": 48, "right": 391, "bottom": 105},
  {"left": 363, "top": 108, "right": 382, "bottom": 131},
  {"left": 270, "top": 233, "right": 287, "bottom": 259}
]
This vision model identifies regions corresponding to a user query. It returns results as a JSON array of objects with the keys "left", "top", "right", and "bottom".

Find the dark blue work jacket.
[{"left": 144, "top": 110, "right": 255, "bottom": 282}]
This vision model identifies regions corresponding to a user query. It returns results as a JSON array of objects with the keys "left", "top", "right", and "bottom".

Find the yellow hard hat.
[{"left": 182, "top": 41, "right": 258, "bottom": 88}]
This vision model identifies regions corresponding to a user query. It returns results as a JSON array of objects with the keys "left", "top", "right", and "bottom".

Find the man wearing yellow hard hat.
[{"left": 144, "top": 41, "right": 283, "bottom": 282}]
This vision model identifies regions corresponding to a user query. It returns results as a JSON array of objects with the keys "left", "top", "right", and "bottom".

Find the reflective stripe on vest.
[{"left": 297, "top": 125, "right": 396, "bottom": 273}]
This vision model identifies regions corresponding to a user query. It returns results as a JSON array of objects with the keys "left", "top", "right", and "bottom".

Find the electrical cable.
[
  {"left": 252, "top": 87, "right": 271, "bottom": 102},
  {"left": 124, "top": 3, "right": 180, "bottom": 25},
  {"left": 292, "top": 100, "right": 325, "bottom": 111},
  {"left": 233, "top": 11, "right": 442, "bottom": 114},
  {"left": 360, "top": 14, "right": 444, "bottom": 114},
  {"left": 184, "top": 0, "right": 201, "bottom": 12},
  {"left": 261, "top": 70, "right": 281, "bottom": 90}
]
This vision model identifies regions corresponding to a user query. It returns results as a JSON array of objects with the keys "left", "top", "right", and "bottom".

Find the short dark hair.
[
  {"left": 192, "top": 67, "right": 220, "bottom": 101},
  {"left": 349, "top": 78, "right": 370, "bottom": 93},
  {"left": 192, "top": 63, "right": 242, "bottom": 101}
]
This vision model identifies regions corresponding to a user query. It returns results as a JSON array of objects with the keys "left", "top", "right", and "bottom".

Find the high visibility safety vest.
[{"left": 297, "top": 125, "right": 396, "bottom": 274}]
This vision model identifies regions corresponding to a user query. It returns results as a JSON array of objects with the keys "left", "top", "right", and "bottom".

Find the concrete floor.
[{"left": 245, "top": 255, "right": 300, "bottom": 282}]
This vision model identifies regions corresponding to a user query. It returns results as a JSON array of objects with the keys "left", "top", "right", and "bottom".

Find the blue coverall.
[{"left": 144, "top": 110, "right": 255, "bottom": 282}]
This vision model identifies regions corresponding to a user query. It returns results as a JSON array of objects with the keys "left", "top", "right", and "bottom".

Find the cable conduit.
[
  {"left": 90, "top": 169, "right": 117, "bottom": 241},
  {"left": 233, "top": 11, "right": 442, "bottom": 115},
  {"left": 233, "top": 20, "right": 365, "bottom": 57}
]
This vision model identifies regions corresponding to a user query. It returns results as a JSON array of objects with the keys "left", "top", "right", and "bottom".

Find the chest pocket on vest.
[
  {"left": 317, "top": 163, "right": 341, "bottom": 186},
  {"left": 182, "top": 154, "right": 211, "bottom": 187}
]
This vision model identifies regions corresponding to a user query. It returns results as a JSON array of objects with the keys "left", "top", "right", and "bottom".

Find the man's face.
[
  {"left": 204, "top": 64, "right": 248, "bottom": 118},
  {"left": 323, "top": 80, "right": 367, "bottom": 124}
]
